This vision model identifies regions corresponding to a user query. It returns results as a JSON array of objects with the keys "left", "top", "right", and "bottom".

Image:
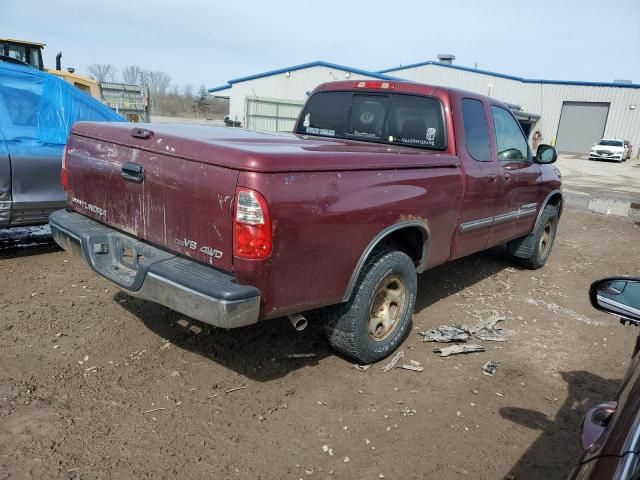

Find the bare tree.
[
  {"left": 146, "top": 71, "right": 172, "bottom": 98},
  {"left": 121, "top": 65, "right": 142, "bottom": 84},
  {"left": 87, "top": 63, "right": 117, "bottom": 83},
  {"left": 139, "top": 70, "right": 171, "bottom": 115},
  {"left": 183, "top": 83, "right": 194, "bottom": 101}
]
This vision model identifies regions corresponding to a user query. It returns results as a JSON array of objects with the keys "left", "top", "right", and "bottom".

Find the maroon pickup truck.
[{"left": 50, "top": 80, "right": 562, "bottom": 363}]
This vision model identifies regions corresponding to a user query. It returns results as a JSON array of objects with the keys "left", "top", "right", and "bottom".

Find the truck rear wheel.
[
  {"left": 324, "top": 250, "right": 416, "bottom": 364},
  {"left": 508, "top": 205, "right": 559, "bottom": 270}
]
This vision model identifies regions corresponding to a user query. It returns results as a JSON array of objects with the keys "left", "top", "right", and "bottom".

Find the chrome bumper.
[{"left": 49, "top": 209, "right": 261, "bottom": 329}]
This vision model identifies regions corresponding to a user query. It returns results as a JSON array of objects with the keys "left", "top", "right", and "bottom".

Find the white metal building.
[
  {"left": 209, "top": 58, "right": 640, "bottom": 155},
  {"left": 208, "top": 61, "right": 396, "bottom": 132}
]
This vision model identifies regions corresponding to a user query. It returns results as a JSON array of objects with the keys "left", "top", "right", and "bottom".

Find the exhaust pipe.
[
  {"left": 55, "top": 52, "right": 62, "bottom": 71},
  {"left": 288, "top": 313, "right": 308, "bottom": 331}
]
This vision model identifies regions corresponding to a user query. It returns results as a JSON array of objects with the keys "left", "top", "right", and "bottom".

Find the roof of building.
[
  {"left": 208, "top": 60, "right": 398, "bottom": 93},
  {"left": 378, "top": 61, "right": 640, "bottom": 89}
]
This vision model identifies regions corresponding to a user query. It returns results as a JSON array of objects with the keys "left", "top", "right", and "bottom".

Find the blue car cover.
[{"left": 0, "top": 61, "right": 125, "bottom": 144}]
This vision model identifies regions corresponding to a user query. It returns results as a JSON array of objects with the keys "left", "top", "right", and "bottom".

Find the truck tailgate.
[{"left": 65, "top": 132, "right": 237, "bottom": 272}]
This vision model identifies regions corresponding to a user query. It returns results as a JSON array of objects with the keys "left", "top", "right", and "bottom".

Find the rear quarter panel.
[{"left": 235, "top": 165, "right": 462, "bottom": 319}]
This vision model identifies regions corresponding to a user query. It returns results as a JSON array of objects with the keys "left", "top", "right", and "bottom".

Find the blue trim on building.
[
  {"left": 378, "top": 61, "right": 640, "bottom": 89},
  {"left": 208, "top": 61, "right": 399, "bottom": 93}
]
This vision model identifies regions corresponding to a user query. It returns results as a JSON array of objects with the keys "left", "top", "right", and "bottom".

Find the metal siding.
[
  {"left": 391, "top": 64, "right": 640, "bottom": 156},
  {"left": 223, "top": 66, "right": 384, "bottom": 129}
]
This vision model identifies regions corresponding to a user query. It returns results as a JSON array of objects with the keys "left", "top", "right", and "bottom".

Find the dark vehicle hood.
[{"left": 71, "top": 122, "right": 459, "bottom": 173}]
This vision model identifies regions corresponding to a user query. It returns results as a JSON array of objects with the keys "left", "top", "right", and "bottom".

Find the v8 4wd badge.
[{"left": 175, "top": 238, "right": 223, "bottom": 259}]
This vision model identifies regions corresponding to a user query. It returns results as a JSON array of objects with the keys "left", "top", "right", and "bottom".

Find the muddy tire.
[
  {"left": 508, "top": 205, "right": 559, "bottom": 270},
  {"left": 324, "top": 250, "right": 416, "bottom": 364}
]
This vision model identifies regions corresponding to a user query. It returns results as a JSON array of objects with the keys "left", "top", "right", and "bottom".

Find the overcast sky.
[{"left": 4, "top": 0, "right": 639, "bottom": 90}]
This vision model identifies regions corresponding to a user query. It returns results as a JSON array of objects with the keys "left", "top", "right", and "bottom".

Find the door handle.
[
  {"left": 488, "top": 174, "right": 498, "bottom": 182},
  {"left": 121, "top": 162, "right": 144, "bottom": 183},
  {"left": 503, "top": 172, "right": 512, "bottom": 181}
]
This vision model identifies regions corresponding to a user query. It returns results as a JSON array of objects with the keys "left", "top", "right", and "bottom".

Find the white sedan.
[{"left": 589, "top": 139, "right": 628, "bottom": 162}]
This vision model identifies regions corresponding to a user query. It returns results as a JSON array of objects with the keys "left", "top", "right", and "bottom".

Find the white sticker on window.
[
  {"left": 303, "top": 113, "right": 310, "bottom": 127},
  {"left": 306, "top": 127, "right": 335, "bottom": 136},
  {"left": 426, "top": 128, "right": 436, "bottom": 142}
]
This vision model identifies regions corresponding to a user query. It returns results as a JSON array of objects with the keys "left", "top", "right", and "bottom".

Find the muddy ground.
[{"left": 1, "top": 208, "right": 639, "bottom": 480}]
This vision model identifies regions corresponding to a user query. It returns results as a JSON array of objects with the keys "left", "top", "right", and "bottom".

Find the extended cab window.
[
  {"left": 461, "top": 98, "right": 491, "bottom": 161},
  {"left": 297, "top": 91, "right": 445, "bottom": 150},
  {"left": 491, "top": 106, "right": 530, "bottom": 162}
]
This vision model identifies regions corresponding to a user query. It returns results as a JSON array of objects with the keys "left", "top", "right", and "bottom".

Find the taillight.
[
  {"left": 233, "top": 187, "right": 272, "bottom": 260},
  {"left": 354, "top": 81, "right": 395, "bottom": 89},
  {"left": 60, "top": 144, "right": 69, "bottom": 190}
]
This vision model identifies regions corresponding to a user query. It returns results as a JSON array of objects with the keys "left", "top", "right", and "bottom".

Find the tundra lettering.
[
  {"left": 50, "top": 79, "right": 562, "bottom": 364},
  {"left": 71, "top": 197, "right": 106, "bottom": 217}
]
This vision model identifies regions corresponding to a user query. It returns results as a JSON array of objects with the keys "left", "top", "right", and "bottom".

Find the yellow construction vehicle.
[{"left": 0, "top": 38, "right": 149, "bottom": 122}]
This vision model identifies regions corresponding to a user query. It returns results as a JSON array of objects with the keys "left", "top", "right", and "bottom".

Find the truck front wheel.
[{"left": 324, "top": 250, "right": 417, "bottom": 364}]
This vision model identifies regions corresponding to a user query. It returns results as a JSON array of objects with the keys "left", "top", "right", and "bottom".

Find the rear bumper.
[{"left": 49, "top": 209, "right": 261, "bottom": 328}]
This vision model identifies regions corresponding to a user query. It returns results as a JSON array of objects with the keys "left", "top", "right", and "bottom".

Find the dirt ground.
[{"left": 1, "top": 208, "right": 639, "bottom": 480}]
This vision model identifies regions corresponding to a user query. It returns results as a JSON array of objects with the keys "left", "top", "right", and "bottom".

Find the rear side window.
[
  {"left": 298, "top": 91, "right": 352, "bottom": 137},
  {"left": 297, "top": 91, "right": 446, "bottom": 150},
  {"left": 461, "top": 98, "right": 491, "bottom": 161},
  {"left": 491, "top": 106, "right": 530, "bottom": 162}
]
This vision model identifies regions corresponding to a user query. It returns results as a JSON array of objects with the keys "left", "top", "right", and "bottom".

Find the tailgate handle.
[
  {"left": 131, "top": 127, "right": 153, "bottom": 139},
  {"left": 121, "top": 162, "right": 144, "bottom": 183}
]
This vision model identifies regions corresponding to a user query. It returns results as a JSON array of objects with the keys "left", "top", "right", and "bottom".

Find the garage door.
[
  {"left": 555, "top": 102, "right": 610, "bottom": 153},
  {"left": 245, "top": 96, "right": 304, "bottom": 132}
]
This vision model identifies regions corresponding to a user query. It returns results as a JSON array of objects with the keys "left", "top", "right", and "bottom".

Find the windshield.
[
  {"left": 598, "top": 140, "right": 623, "bottom": 147},
  {"left": 296, "top": 91, "right": 446, "bottom": 150}
]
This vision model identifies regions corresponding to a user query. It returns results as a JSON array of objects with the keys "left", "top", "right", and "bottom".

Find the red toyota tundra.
[{"left": 50, "top": 80, "right": 562, "bottom": 363}]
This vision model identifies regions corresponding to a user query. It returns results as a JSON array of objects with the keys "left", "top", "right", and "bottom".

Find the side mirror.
[
  {"left": 589, "top": 277, "right": 640, "bottom": 323},
  {"left": 535, "top": 144, "right": 557, "bottom": 164}
]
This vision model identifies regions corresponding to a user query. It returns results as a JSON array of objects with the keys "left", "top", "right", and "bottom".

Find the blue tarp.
[{"left": 0, "top": 62, "right": 125, "bottom": 145}]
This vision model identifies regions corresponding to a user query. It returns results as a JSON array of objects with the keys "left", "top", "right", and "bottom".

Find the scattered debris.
[
  {"left": 420, "top": 310, "right": 508, "bottom": 344},
  {"left": 400, "top": 360, "right": 424, "bottom": 372},
  {"left": 433, "top": 344, "right": 485, "bottom": 357},
  {"left": 285, "top": 353, "right": 316, "bottom": 359},
  {"left": 143, "top": 407, "right": 167, "bottom": 414},
  {"left": 482, "top": 360, "right": 501, "bottom": 376},
  {"left": 84, "top": 366, "right": 97, "bottom": 372},
  {"left": 322, "top": 445, "right": 329, "bottom": 453},
  {"left": 130, "top": 349, "right": 146, "bottom": 361},
  {"left": 495, "top": 392, "right": 504, "bottom": 397},
  {"left": 208, "top": 385, "right": 248, "bottom": 398},
  {"left": 225, "top": 385, "right": 247, "bottom": 394},
  {"left": 401, "top": 407, "right": 416, "bottom": 416},
  {"left": 382, "top": 350, "right": 405, "bottom": 372},
  {"left": 343, "top": 457, "right": 350, "bottom": 463},
  {"left": 421, "top": 324, "right": 469, "bottom": 343},
  {"left": 354, "top": 364, "right": 371, "bottom": 371}
]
